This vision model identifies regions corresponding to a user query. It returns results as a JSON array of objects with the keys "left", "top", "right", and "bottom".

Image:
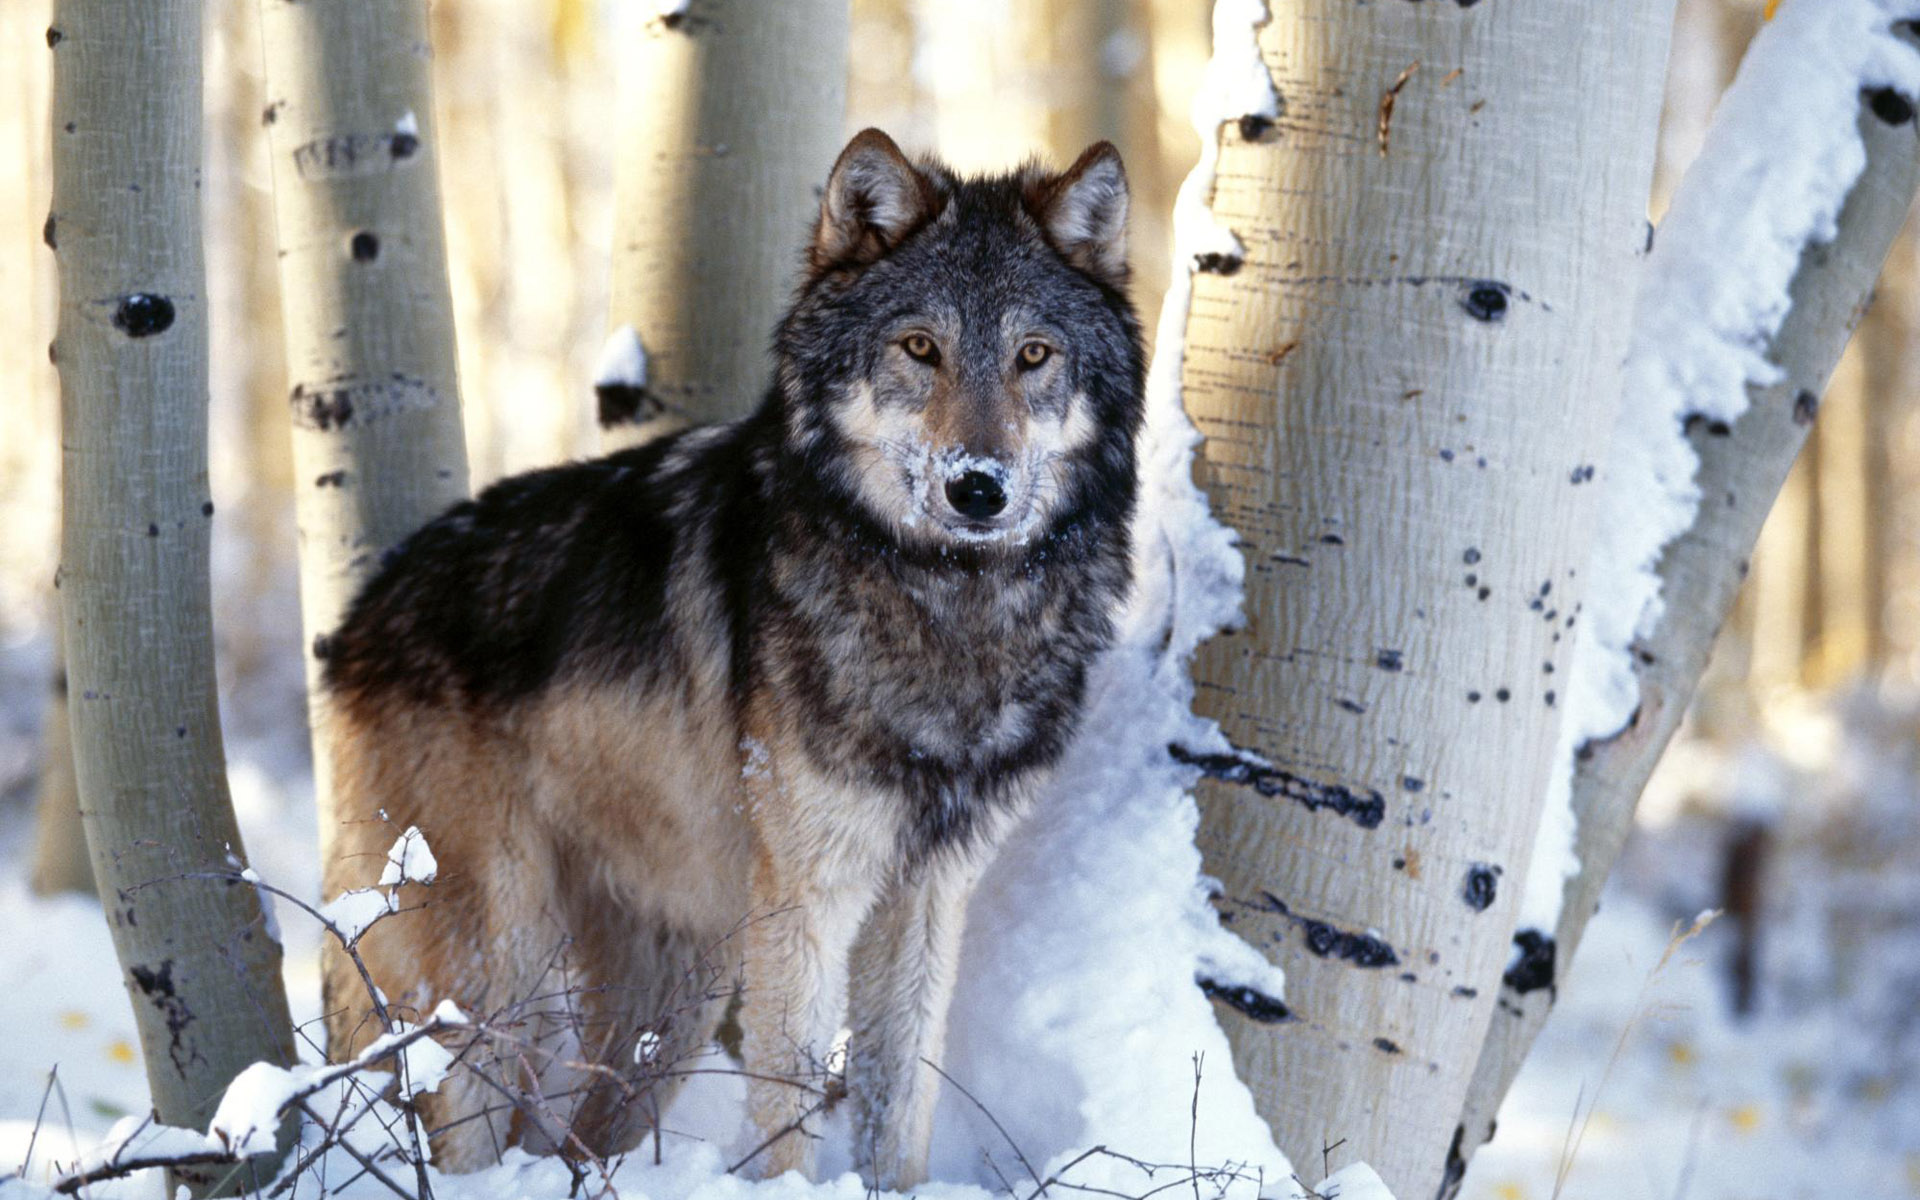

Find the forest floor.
[{"left": 2, "top": 618, "right": 1917, "bottom": 1200}]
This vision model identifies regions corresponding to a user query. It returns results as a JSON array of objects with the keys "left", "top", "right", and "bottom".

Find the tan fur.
[{"left": 321, "top": 651, "right": 1033, "bottom": 1186}]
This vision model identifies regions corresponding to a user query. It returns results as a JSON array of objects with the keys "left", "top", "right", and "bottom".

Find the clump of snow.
[
  {"left": 64, "top": 1116, "right": 221, "bottom": 1181},
  {"left": 318, "top": 886, "right": 392, "bottom": 946},
  {"left": 1521, "top": 0, "right": 1920, "bottom": 935},
  {"left": 594, "top": 323, "right": 649, "bottom": 390},
  {"left": 378, "top": 825, "right": 438, "bottom": 888},
  {"left": 210, "top": 1062, "right": 305, "bottom": 1154},
  {"left": 1301, "top": 1162, "right": 1395, "bottom": 1200}
]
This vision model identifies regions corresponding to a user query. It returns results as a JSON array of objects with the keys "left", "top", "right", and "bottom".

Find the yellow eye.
[
  {"left": 902, "top": 333, "right": 940, "bottom": 365},
  {"left": 1017, "top": 341, "right": 1052, "bottom": 369}
]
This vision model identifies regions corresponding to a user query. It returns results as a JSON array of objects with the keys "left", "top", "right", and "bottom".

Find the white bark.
[
  {"left": 602, "top": 0, "right": 850, "bottom": 441},
  {"left": 256, "top": 0, "right": 471, "bottom": 850},
  {"left": 1179, "top": 4, "right": 1674, "bottom": 1195},
  {"left": 49, "top": 1, "right": 296, "bottom": 1190},
  {"left": 1449, "top": 82, "right": 1920, "bottom": 1192}
]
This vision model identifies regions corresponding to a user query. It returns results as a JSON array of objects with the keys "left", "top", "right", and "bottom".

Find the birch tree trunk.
[
  {"left": 1180, "top": 5, "right": 1673, "bottom": 1195},
  {"left": 602, "top": 0, "right": 849, "bottom": 442},
  {"left": 1448, "top": 84, "right": 1920, "bottom": 1192},
  {"left": 49, "top": 1, "right": 296, "bottom": 1189},
  {"left": 257, "top": 0, "right": 470, "bottom": 849}
]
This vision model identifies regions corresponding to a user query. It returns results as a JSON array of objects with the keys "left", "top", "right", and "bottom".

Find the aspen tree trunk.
[
  {"left": 48, "top": 2, "right": 296, "bottom": 1190},
  {"left": 29, "top": 639, "right": 92, "bottom": 896},
  {"left": 6, "top": 0, "right": 88, "bottom": 898},
  {"left": 603, "top": 0, "right": 849, "bottom": 442},
  {"left": 1448, "top": 89, "right": 1920, "bottom": 1190},
  {"left": 257, "top": 0, "right": 470, "bottom": 849},
  {"left": 1181, "top": 5, "right": 1673, "bottom": 1195}
]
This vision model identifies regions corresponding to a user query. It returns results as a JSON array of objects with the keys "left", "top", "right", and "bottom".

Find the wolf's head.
[{"left": 775, "top": 129, "right": 1145, "bottom": 555}]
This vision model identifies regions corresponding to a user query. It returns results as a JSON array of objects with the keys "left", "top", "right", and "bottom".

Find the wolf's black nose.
[{"left": 945, "top": 471, "right": 1007, "bottom": 519}]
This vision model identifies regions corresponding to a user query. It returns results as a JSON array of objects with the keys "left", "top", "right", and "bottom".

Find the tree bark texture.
[
  {"left": 49, "top": 1, "right": 297, "bottom": 1190},
  {"left": 1448, "top": 90, "right": 1920, "bottom": 1193},
  {"left": 257, "top": 0, "right": 470, "bottom": 850},
  {"left": 603, "top": 0, "right": 850, "bottom": 443},
  {"left": 1181, "top": 5, "right": 1674, "bottom": 1196}
]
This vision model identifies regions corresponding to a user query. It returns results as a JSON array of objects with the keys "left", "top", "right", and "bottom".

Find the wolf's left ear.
[
  {"left": 814, "top": 128, "right": 941, "bottom": 272},
  {"left": 1028, "top": 142, "right": 1129, "bottom": 287}
]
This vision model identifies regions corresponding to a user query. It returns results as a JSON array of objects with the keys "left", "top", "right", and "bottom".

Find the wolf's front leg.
[
  {"left": 737, "top": 822, "right": 884, "bottom": 1180},
  {"left": 844, "top": 846, "right": 993, "bottom": 1190}
]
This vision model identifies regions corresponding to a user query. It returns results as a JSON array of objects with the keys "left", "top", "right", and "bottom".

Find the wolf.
[{"left": 318, "top": 128, "right": 1144, "bottom": 1189}]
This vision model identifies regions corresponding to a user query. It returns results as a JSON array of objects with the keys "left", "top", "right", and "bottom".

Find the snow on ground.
[{"left": 1464, "top": 693, "right": 1920, "bottom": 1200}]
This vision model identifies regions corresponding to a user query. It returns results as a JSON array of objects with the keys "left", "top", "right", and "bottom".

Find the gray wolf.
[{"left": 318, "top": 127, "right": 1144, "bottom": 1188}]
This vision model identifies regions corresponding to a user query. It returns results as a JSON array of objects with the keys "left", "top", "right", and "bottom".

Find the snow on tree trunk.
[
  {"left": 48, "top": 1, "right": 297, "bottom": 1191},
  {"left": 1451, "top": 12, "right": 1920, "bottom": 1186},
  {"left": 600, "top": 0, "right": 849, "bottom": 444},
  {"left": 1176, "top": 2, "right": 1673, "bottom": 1195},
  {"left": 257, "top": 0, "right": 470, "bottom": 851}
]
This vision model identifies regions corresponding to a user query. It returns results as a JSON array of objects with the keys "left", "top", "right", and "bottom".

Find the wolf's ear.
[
  {"left": 813, "top": 129, "right": 940, "bottom": 272},
  {"left": 1028, "top": 142, "right": 1129, "bottom": 287}
]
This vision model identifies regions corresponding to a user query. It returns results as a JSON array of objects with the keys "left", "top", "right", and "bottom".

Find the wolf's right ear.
[{"left": 813, "top": 129, "right": 940, "bottom": 272}]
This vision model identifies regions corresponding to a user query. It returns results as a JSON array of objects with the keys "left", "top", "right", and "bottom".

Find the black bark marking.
[
  {"left": 1793, "top": 389, "right": 1819, "bottom": 425},
  {"left": 1462, "top": 863, "right": 1501, "bottom": 911},
  {"left": 1198, "top": 977, "right": 1294, "bottom": 1023},
  {"left": 262, "top": 101, "right": 283, "bottom": 126},
  {"left": 1459, "top": 281, "right": 1510, "bottom": 322},
  {"left": 1258, "top": 893, "right": 1402, "bottom": 968},
  {"left": 291, "top": 375, "right": 440, "bottom": 431},
  {"left": 1569, "top": 464, "right": 1595, "bottom": 484},
  {"left": 1372, "top": 1037, "right": 1402, "bottom": 1054},
  {"left": 1504, "top": 929, "right": 1557, "bottom": 995},
  {"left": 1438, "top": 1125, "right": 1468, "bottom": 1199},
  {"left": 1194, "top": 251, "right": 1243, "bottom": 275},
  {"left": 315, "top": 470, "right": 347, "bottom": 488},
  {"left": 1170, "top": 743, "right": 1386, "bottom": 829},
  {"left": 1451, "top": 985, "right": 1478, "bottom": 999},
  {"left": 312, "top": 633, "right": 336, "bottom": 661},
  {"left": 42, "top": 213, "right": 55, "bottom": 249},
  {"left": 1375, "top": 649, "right": 1404, "bottom": 672},
  {"left": 112, "top": 294, "right": 175, "bottom": 338},
  {"left": 46, "top": 26, "right": 62, "bottom": 46},
  {"left": 597, "top": 382, "right": 663, "bottom": 428},
  {"left": 349, "top": 231, "right": 380, "bottom": 262},
  {"left": 130, "top": 960, "right": 200, "bottom": 1073},
  {"left": 292, "top": 131, "right": 421, "bottom": 179},
  {"left": 1335, "top": 697, "right": 1366, "bottom": 714},
  {"left": 1237, "top": 113, "right": 1276, "bottom": 142},
  {"left": 1868, "top": 86, "right": 1916, "bottom": 126}
]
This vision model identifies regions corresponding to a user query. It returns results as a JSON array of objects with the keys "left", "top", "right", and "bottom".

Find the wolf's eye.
[
  {"left": 1017, "top": 341, "right": 1053, "bottom": 370},
  {"left": 902, "top": 333, "right": 941, "bottom": 366}
]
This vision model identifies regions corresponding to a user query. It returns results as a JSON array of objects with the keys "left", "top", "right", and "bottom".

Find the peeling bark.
[{"left": 50, "top": 2, "right": 296, "bottom": 1190}]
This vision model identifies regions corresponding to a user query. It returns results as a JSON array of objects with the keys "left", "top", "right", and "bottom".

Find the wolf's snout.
[{"left": 945, "top": 471, "right": 1007, "bottom": 519}]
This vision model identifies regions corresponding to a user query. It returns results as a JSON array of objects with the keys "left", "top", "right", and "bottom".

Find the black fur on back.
[{"left": 324, "top": 156, "right": 1146, "bottom": 862}]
